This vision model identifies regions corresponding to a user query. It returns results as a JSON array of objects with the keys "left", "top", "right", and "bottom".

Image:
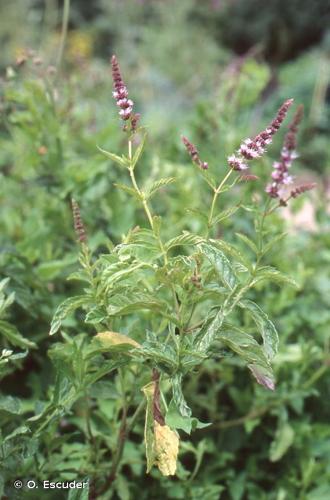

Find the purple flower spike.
[
  {"left": 228, "top": 99, "right": 293, "bottom": 173},
  {"left": 111, "top": 55, "right": 140, "bottom": 132},
  {"left": 182, "top": 136, "right": 208, "bottom": 170},
  {"left": 71, "top": 199, "right": 87, "bottom": 244},
  {"left": 290, "top": 183, "right": 316, "bottom": 199},
  {"left": 266, "top": 104, "right": 303, "bottom": 200}
]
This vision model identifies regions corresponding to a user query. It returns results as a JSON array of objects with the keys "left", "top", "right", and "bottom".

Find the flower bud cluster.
[
  {"left": 266, "top": 104, "right": 302, "bottom": 199},
  {"left": 228, "top": 99, "right": 293, "bottom": 171},
  {"left": 71, "top": 198, "right": 87, "bottom": 244},
  {"left": 290, "top": 183, "right": 316, "bottom": 199},
  {"left": 111, "top": 55, "right": 140, "bottom": 132},
  {"left": 181, "top": 136, "right": 208, "bottom": 170}
]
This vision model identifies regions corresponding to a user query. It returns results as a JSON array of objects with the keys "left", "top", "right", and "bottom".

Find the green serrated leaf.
[
  {"left": 85, "top": 307, "right": 107, "bottom": 324},
  {"left": 171, "top": 373, "right": 191, "bottom": 417},
  {"left": 211, "top": 205, "right": 240, "bottom": 226},
  {"left": 114, "top": 182, "right": 141, "bottom": 200},
  {"left": 97, "top": 146, "right": 129, "bottom": 167},
  {"left": 49, "top": 295, "right": 89, "bottom": 336},
  {"left": 208, "top": 239, "right": 252, "bottom": 271},
  {"left": 216, "top": 326, "right": 275, "bottom": 390},
  {"left": 141, "top": 340, "right": 177, "bottom": 370},
  {"left": 270, "top": 422, "right": 295, "bottom": 461},
  {"left": 0, "top": 395, "right": 21, "bottom": 414},
  {"left": 146, "top": 177, "right": 176, "bottom": 199},
  {"left": 0, "top": 320, "right": 36, "bottom": 349},
  {"left": 165, "top": 232, "right": 203, "bottom": 251},
  {"left": 4, "top": 425, "right": 30, "bottom": 442},
  {"left": 0, "top": 278, "right": 10, "bottom": 294},
  {"left": 236, "top": 232, "right": 258, "bottom": 254},
  {"left": 37, "top": 258, "right": 76, "bottom": 280},
  {"left": 199, "top": 242, "right": 237, "bottom": 289},
  {"left": 262, "top": 233, "right": 287, "bottom": 255},
  {"left": 67, "top": 270, "right": 90, "bottom": 283},
  {"left": 107, "top": 292, "right": 166, "bottom": 317},
  {"left": 195, "top": 310, "right": 224, "bottom": 353},
  {"left": 185, "top": 207, "right": 209, "bottom": 222},
  {"left": 131, "top": 133, "right": 147, "bottom": 168},
  {"left": 254, "top": 266, "right": 299, "bottom": 289},
  {"left": 239, "top": 299, "right": 279, "bottom": 360},
  {"left": 165, "top": 400, "right": 211, "bottom": 434}
]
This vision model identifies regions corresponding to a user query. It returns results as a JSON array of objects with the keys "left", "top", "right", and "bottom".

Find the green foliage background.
[{"left": 0, "top": 1, "right": 329, "bottom": 499}]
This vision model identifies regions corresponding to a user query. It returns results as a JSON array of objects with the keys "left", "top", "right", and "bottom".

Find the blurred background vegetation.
[{"left": 0, "top": 1, "right": 329, "bottom": 499}]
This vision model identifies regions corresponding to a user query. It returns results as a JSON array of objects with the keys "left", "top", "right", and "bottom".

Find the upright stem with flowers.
[{"left": 50, "top": 55, "right": 316, "bottom": 489}]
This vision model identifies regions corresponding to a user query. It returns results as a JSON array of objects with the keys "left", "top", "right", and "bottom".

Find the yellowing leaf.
[
  {"left": 154, "top": 421, "right": 179, "bottom": 476},
  {"left": 95, "top": 331, "right": 141, "bottom": 349},
  {"left": 142, "top": 382, "right": 157, "bottom": 473},
  {"left": 142, "top": 382, "right": 180, "bottom": 476}
]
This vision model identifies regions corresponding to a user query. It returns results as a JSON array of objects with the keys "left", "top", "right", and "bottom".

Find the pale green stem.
[
  {"left": 207, "top": 169, "right": 233, "bottom": 236},
  {"left": 303, "top": 364, "right": 329, "bottom": 389},
  {"left": 128, "top": 140, "right": 155, "bottom": 230},
  {"left": 127, "top": 140, "right": 179, "bottom": 319},
  {"left": 56, "top": 0, "right": 70, "bottom": 71}
]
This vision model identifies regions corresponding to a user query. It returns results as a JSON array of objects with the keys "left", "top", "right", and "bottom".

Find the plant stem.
[
  {"left": 189, "top": 448, "right": 204, "bottom": 483},
  {"left": 303, "top": 363, "right": 329, "bottom": 389},
  {"left": 127, "top": 139, "right": 181, "bottom": 317},
  {"left": 84, "top": 390, "right": 95, "bottom": 445},
  {"left": 254, "top": 197, "right": 272, "bottom": 271},
  {"left": 207, "top": 169, "right": 233, "bottom": 236},
  {"left": 128, "top": 139, "right": 155, "bottom": 232},
  {"left": 56, "top": 0, "right": 70, "bottom": 72},
  {"left": 96, "top": 398, "right": 146, "bottom": 496},
  {"left": 128, "top": 140, "right": 154, "bottom": 230},
  {"left": 213, "top": 405, "right": 270, "bottom": 429}
]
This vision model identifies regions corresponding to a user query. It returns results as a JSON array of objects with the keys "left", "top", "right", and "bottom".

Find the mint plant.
[
  {"left": 49, "top": 55, "right": 315, "bottom": 486},
  {"left": 0, "top": 278, "right": 35, "bottom": 378}
]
